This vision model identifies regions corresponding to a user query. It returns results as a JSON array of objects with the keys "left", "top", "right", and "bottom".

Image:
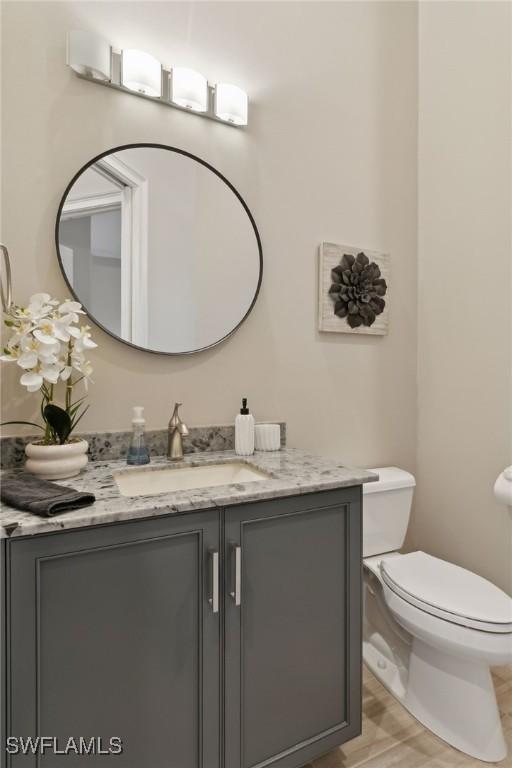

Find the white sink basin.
[{"left": 114, "top": 461, "right": 271, "bottom": 497}]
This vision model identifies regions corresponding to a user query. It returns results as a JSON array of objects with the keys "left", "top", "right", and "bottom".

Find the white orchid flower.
[
  {"left": 60, "top": 365, "right": 72, "bottom": 381},
  {"left": 33, "top": 328, "right": 57, "bottom": 345},
  {"left": 78, "top": 360, "right": 94, "bottom": 390},
  {"left": 0, "top": 348, "right": 19, "bottom": 362},
  {"left": 2, "top": 292, "right": 97, "bottom": 440},
  {"left": 71, "top": 350, "right": 93, "bottom": 377},
  {"left": 41, "top": 364, "right": 62, "bottom": 385},
  {"left": 58, "top": 300, "right": 85, "bottom": 321},
  {"left": 57, "top": 312, "right": 78, "bottom": 327},
  {"left": 71, "top": 351, "right": 85, "bottom": 373},
  {"left": 51, "top": 313, "right": 81, "bottom": 342},
  {"left": 17, "top": 350, "right": 39, "bottom": 370},
  {"left": 8, "top": 306, "right": 30, "bottom": 322},
  {"left": 20, "top": 334, "right": 37, "bottom": 350},
  {"left": 29, "top": 293, "right": 52, "bottom": 307},
  {"left": 37, "top": 341, "right": 61, "bottom": 361},
  {"left": 24, "top": 293, "right": 58, "bottom": 322},
  {"left": 19, "top": 335, "right": 40, "bottom": 354},
  {"left": 69, "top": 324, "right": 98, "bottom": 350},
  {"left": 76, "top": 336, "right": 97, "bottom": 351},
  {"left": 20, "top": 371, "right": 43, "bottom": 392},
  {"left": 5, "top": 338, "right": 20, "bottom": 352},
  {"left": 5, "top": 322, "right": 34, "bottom": 346},
  {"left": 33, "top": 318, "right": 71, "bottom": 345}
]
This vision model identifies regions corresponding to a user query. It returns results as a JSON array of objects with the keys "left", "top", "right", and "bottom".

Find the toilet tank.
[{"left": 363, "top": 467, "right": 416, "bottom": 557}]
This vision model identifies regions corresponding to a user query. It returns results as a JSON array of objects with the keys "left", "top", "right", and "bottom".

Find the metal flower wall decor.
[
  {"left": 329, "top": 252, "right": 387, "bottom": 329},
  {"left": 318, "top": 243, "right": 390, "bottom": 336}
]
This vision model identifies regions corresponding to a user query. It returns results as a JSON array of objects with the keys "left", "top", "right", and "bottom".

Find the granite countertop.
[{"left": 0, "top": 448, "right": 378, "bottom": 539}]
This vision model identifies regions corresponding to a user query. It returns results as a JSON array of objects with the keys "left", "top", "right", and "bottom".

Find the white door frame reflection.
[{"left": 60, "top": 155, "right": 149, "bottom": 347}]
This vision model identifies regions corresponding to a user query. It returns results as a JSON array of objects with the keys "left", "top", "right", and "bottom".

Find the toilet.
[{"left": 362, "top": 468, "right": 512, "bottom": 763}]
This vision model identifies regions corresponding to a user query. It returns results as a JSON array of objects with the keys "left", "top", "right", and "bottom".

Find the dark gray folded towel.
[{"left": 1, "top": 474, "right": 95, "bottom": 517}]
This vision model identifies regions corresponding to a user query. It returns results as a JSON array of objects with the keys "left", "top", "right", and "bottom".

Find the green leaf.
[
  {"left": 40, "top": 383, "right": 52, "bottom": 404},
  {"left": 70, "top": 404, "right": 89, "bottom": 432},
  {"left": 68, "top": 396, "right": 87, "bottom": 418},
  {"left": 0, "top": 420, "right": 44, "bottom": 431},
  {"left": 43, "top": 404, "right": 72, "bottom": 445}
]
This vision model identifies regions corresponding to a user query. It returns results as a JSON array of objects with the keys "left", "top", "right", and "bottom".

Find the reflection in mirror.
[{"left": 57, "top": 145, "right": 262, "bottom": 354}]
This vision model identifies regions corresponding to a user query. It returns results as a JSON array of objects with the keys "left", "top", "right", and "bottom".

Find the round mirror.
[{"left": 56, "top": 144, "right": 262, "bottom": 354}]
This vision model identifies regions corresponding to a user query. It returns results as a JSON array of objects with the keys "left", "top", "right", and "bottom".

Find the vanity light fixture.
[
  {"left": 170, "top": 67, "right": 208, "bottom": 112},
  {"left": 215, "top": 83, "right": 248, "bottom": 126},
  {"left": 66, "top": 30, "right": 248, "bottom": 127},
  {"left": 67, "top": 29, "right": 111, "bottom": 81},
  {"left": 121, "top": 49, "right": 162, "bottom": 97}
]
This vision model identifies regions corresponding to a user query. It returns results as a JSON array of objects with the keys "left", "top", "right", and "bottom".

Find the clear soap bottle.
[{"left": 127, "top": 406, "right": 150, "bottom": 465}]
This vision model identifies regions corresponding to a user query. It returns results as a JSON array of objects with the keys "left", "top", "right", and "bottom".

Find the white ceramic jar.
[
  {"left": 254, "top": 424, "right": 281, "bottom": 451},
  {"left": 25, "top": 440, "right": 89, "bottom": 480}
]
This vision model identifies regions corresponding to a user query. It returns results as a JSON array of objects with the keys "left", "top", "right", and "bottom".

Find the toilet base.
[
  {"left": 404, "top": 638, "right": 506, "bottom": 763},
  {"left": 364, "top": 637, "right": 507, "bottom": 763}
]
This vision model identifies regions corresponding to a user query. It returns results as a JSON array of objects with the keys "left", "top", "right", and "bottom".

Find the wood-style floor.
[{"left": 308, "top": 665, "right": 512, "bottom": 768}]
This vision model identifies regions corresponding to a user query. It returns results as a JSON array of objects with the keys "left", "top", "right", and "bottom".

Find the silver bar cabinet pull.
[
  {"left": 209, "top": 550, "right": 219, "bottom": 614},
  {"left": 230, "top": 545, "right": 242, "bottom": 606}
]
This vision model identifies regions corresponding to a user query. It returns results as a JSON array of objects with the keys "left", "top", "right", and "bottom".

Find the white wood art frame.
[{"left": 318, "top": 242, "right": 390, "bottom": 336}]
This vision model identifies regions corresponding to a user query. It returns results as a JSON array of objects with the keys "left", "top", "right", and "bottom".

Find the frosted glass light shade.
[
  {"left": 122, "top": 49, "right": 161, "bottom": 97},
  {"left": 171, "top": 67, "right": 208, "bottom": 112},
  {"left": 215, "top": 83, "right": 248, "bottom": 126},
  {"left": 67, "top": 30, "right": 111, "bottom": 81}
]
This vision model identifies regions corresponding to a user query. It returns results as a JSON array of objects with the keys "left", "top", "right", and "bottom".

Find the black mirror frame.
[{"left": 55, "top": 143, "right": 263, "bottom": 356}]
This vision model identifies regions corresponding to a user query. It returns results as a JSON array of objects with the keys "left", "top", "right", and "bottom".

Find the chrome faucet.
[{"left": 168, "top": 403, "right": 189, "bottom": 461}]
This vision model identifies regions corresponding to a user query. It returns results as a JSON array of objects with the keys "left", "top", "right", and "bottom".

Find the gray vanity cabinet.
[
  {"left": 223, "top": 487, "right": 362, "bottom": 768},
  {"left": 3, "top": 486, "right": 362, "bottom": 768},
  {"left": 5, "top": 511, "right": 221, "bottom": 768}
]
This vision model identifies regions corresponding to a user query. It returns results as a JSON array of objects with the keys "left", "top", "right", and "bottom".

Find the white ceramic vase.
[{"left": 25, "top": 439, "right": 89, "bottom": 480}]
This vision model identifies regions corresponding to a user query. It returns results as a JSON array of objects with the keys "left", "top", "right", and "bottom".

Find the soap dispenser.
[
  {"left": 127, "top": 406, "right": 150, "bottom": 465},
  {"left": 235, "top": 398, "right": 255, "bottom": 456}
]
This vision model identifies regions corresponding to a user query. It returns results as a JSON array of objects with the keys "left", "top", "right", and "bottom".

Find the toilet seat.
[{"left": 380, "top": 551, "right": 512, "bottom": 633}]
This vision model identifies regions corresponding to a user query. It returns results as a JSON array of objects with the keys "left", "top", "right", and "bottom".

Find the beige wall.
[
  {"left": 2, "top": 1, "right": 510, "bottom": 591},
  {"left": 414, "top": 1, "right": 512, "bottom": 592},
  {"left": 0, "top": 1, "right": 418, "bottom": 471}
]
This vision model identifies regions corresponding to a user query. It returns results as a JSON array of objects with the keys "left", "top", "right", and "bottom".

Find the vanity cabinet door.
[
  {"left": 6, "top": 511, "right": 221, "bottom": 768},
  {"left": 223, "top": 488, "right": 362, "bottom": 768}
]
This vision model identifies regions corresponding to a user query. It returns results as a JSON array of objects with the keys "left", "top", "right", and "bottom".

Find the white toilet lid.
[{"left": 380, "top": 552, "right": 512, "bottom": 633}]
